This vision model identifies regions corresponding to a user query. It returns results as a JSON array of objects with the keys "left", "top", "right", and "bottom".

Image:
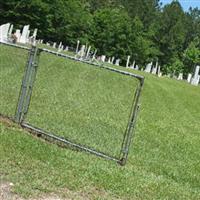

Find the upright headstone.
[
  {"left": 126, "top": 55, "right": 130, "bottom": 68},
  {"left": 178, "top": 73, "right": 183, "bottom": 80},
  {"left": 107, "top": 57, "right": 111, "bottom": 63},
  {"left": 115, "top": 59, "right": 120, "bottom": 66},
  {"left": 0, "top": 23, "right": 10, "bottom": 42},
  {"left": 191, "top": 66, "right": 200, "bottom": 86},
  {"left": 20, "top": 25, "right": 30, "bottom": 43},
  {"left": 187, "top": 73, "right": 192, "bottom": 83},
  {"left": 152, "top": 62, "right": 158, "bottom": 74},
  {"left": 78, "top": 45, "right": 86, "bottom": 58},
  {"left": 65, "top": 46, "right": 69, "bottom": 51},
  {"left": 76, "top": 40, "right": 80, "bottom": 54},
  {"left": 92, "top": 49, "right": 97, "bottom": 60},
  {"left": 101, "top": 55, "right": 106, "bottom": 62},
  {"left": 86, "top": 46, "right": 91, "bottom": 58},
  {"left": 8, "top": 24, "right": 13, "bottom": 36},
  {"left": 53, "top": 42, "right": 56, "bottom": 48},
  {"left": 15, "top": 29, "right": 21, "bottom": 42},
  {"left": 111, "top": 57, "right": 115, "bottom": 64},
  {"left": 135, "top": 65, "right": 139, "bottom": 70},
  {"left": 145, "top": 62, "right": 152, "bottom": 73}
]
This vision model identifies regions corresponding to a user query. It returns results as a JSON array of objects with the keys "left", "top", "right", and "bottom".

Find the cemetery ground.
[{"left": 0, "top": 45, "right": 200, "bottom": 200}]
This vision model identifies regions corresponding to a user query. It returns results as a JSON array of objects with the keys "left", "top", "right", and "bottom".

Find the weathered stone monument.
[
  {"left": 126, "top": 55, "right": 130, "bottom": 68},
  {"left": 152, "top": 62, "right": 158, "bottom": 74},
  {"left": 76, "top": 40, "right": 80, "bottom": 54},
  {"left": 187, "top": 73, "right": 192, "bottom": 83},
  {"left": 178, "top": 73, "right": 183, "bottom": 80},
  {"left": 101, "top": 55, "right": 106, "bottom": 62},
  {"left": 0, "top": 23, "right": 10, "bottom": 42},
  {"left": 20, "top": 25, "right": 30, "bottom": 43},
  {"left": 191, "top": 66, "right": 200, "bottom": 86},
  {"left": 115, "top": 59, "right": 120, "bottom": 66},
  {"left": 145, "top": 62, "right": 152, "bottom": 73}
]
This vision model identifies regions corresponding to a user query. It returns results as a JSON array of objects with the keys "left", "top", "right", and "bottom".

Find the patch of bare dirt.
[{"left": 0, "top": 182, "right": 121, "bottom": 200}]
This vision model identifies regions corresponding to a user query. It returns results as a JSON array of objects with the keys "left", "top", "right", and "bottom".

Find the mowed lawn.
[{"left": 0, "top": 44, "right": 200, "bottom": 199}]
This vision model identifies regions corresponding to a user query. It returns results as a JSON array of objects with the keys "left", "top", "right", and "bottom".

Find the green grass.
[{"left": 0, "top": 44, "right": 200, "bottom": 199}]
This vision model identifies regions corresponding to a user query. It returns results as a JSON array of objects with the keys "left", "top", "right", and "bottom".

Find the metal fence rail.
[{"left": 0, "top": 41, "right": 144, "bottom": 165}]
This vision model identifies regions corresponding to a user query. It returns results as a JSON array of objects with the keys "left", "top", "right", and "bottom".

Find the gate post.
[{"left": 15, "top": 45, "right": 40, "bottom": 123}]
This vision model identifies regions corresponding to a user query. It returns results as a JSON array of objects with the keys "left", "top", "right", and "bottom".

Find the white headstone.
[
  {"left": 65, "top": 46, "right": 69, "bottom": 51},
  {"left": 187, "top": 73, "right": 192, "bottom": 83},
  {"left": 126, "top": 55, "right": 130, "bottom": 68},
  {"left": 107, "top": 57, "right": 111, "bottom": 63},
  {"left": 145, "top": 62, "right": 152, "bottom": 73},
  {"left": 53, "top": 42, "right": 56, "bottom": 48},
  {"left": 191, "top": 66, "right": 200, "bottom": 86},
  {"left": 76, "top": 40, "right": 80, "bottom": 53},
  {"left": 111, "top": 57, "right": 115, "bottom": 64},
  {"left": 0, "top": 23, "right": 10, "bottom": 42},
  {"left": 115, "top": 59, "right": 120, "bottom": 66},
  {"left": 8, "top": 24, "right": 13, "bottom": 36},
  {"left": 101, "top": 55, "right": 106, "bottom": 62},
  {"left": 78, "top": 45, "right": 86, "bottom": 58},
  {"left": 92, "top": 49, "right": 97, "bottom": 59},
  {"left": 135, "top": 65, "right": 139, "bottom": 70},
  {"left": 177, "top": 73, "right": 183, "bottom": 80},
  {"left": 15, "top": 29, "right": 21, "bottom": 42},
  {"left": 152, "top": 62, "right": 158, "bottom": 74},
  {"left": 20, "top": 25, "right": 30, "bottom": 43},
  {"left": 86, "top": 46, "right": 91, "bottom": 58}
]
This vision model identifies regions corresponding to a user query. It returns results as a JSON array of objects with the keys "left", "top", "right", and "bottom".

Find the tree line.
[{"left": 0, "top": 0, "right": 200, "bottom": 75}]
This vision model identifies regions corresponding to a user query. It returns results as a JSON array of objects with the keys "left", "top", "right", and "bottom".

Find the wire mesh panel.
[
  {"left": 0, "top": 43, "right": 29, "bottom": 119},
  {"left": 23, "top": 50, "right": 142, "bottom": 161}
]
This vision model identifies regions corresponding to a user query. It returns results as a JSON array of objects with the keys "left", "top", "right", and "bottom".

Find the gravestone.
[
  {"left": 86, "top": 46, "right": 91, "bottom": 58},
  {"left": 187, "top": 73, "right": 192, "bottom": 83},
  {"left": 111, "top": 57, "right": 115, "bottom": 64},
  {"left": 20, "top": 25, "right": 30, "bottom": 43},
  {"left": 78, "top": 45, "right": 86, "bottom": 58},
  {"left": 53, "top": 42, "right": 56, "bottom": 48},
  {"left": 145, "top": 62, "right": 152, "bottom": 73},
  {"left": 191, "top": 66, "right": 200, "bottom": 86},
  {"left": 0, "top": 23, "right": 10, "bottom": 42},
  {"left": 65, "top": 46, "right": 69, "bottom": 51},
  {"left": 101, "top": 55, "right": 106, "bottom": 62},
  {"left": 115, "top": 59, "right": 120, "bottom": 66},
  {"left": 76, "top": 40, "right": 80, "bottom": 53},
  {"left": 107, "top": 57, "right": 111, "bottom": 63},
  {"left": 8, "top": 24, "right": 13, "bottom": 36},
  {"left": 135, "top": 65, "right": 139, "bottom": 70},
  {"left": 178, "top": 73, "right": 183, "bottom": 80},
  {"left": 15, "top": 29, "right": 21, "bottom": 42},
  {"left": 92, "top": 49, "right": 97, "bottom": 60},
  {"left": 152, "top": 62, "right": 158, "bottom": 74},
  {"left": 126, "top": 55, "right": 130, "bottom": 68}
]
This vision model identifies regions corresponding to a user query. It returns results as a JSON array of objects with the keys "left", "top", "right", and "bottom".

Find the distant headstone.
[
  {"left": 187, "top": 73, "right": 192, "bottom": 83},
  {"left": 101, "top": 55, "right": 106, "bottom": 62},
  {"left": 152, "top": 62, "right": 158, "bottom": 74},
  {"left": 145, "top": 62, "right": 152, "bottom": 73},
  {"left": 126, "top": 55, "right": 130, "bottom": 68},
  {"left": 111, "top": 57, "right": 115, "bottom": 64},
  {"left": 86, "top": 46, "right": 91, "bottom": 58},
  {"left": 8, "top": 24, "right": 13, "bottom": 36},
  {"left": 20, "top": 25, "right": 30, "bottom": 43},
  {"left": 178, "top": 73, "right": 183, "bottom": 80},
  {"left": 65, "top": 46, "right": 69, "bottom": 51},
  {"left": 76, "top": 40, "right": 80, "bottom": 54},
  {"left": 135, "top": 65, "right": 139, "bottom": 70},
  {"left": 53, "top": 42, "right": 56, "bottom": 48},
  {"left": 0, "top": 23, "right": 10, "bottom": 42},
  {"left": 78, "top": 45, "right": 86, "bottom": 58},
  {"left": 115, "top": 59, "right": 120, "bottom": 66},
  {"left": 15, "top": 29, "right": 21, "bottom": 42},
  {"left": 191, "top": 66, "right": 200, "bottom": 86},
  {"left": 92, "top": 49, "right": 97, "bottom": 60},
  {"left": 107, "top": 57, "right": 111, "bottom": 63}
]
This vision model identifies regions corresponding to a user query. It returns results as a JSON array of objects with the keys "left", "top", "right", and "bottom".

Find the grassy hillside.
[{"left": 0, "top": 44, "right": 200, "bottom": 199}]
